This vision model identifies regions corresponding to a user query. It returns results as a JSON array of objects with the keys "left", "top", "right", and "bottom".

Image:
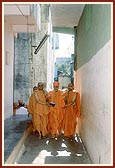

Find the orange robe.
[
  {"left": 28, "top": 92, "right": 36, "bottom": 131},
  {"left": 76, "top": 92, "right": 80, "bottom": 118},
  {"left": 28, "top": 90, "right": 49, "bottom": 136},
  {"left": 48, "top": 89, "right": 63, "bottom": 137},
  {"left": 63, "top": 91, "right": 80, "bottom": 137}
]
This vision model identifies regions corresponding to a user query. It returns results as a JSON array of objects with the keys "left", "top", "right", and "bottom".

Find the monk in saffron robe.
[
  {"left": 28, "top": 82, "right": 49, "bottom": 139},
  {"left": 28, "top": 86, "right": 38, "bottom": 132},
  {"left": 47, "top": 81, "right": 64, "bottom": 138},
  {"left": 63, "top": 83, "right": 81, "bottom": 139}
]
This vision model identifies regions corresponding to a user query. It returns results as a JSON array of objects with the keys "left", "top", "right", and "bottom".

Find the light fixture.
[{"left": 34, "top": 32, "right": 50, "bottom": 54}]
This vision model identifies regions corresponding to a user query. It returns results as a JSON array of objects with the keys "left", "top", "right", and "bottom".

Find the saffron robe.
[
  {"left": 63, "top": 90, "right": 80, "bottom": 137},
  {"left": 48, "top": 89, "right": 64, "bottom": 137},
  {"left": 28, "top": 90, "right": 49, "bottom": 136}
]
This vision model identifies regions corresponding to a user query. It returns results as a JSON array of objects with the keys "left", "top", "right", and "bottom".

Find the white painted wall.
[
  {"left": 4, "top": 22, "right": 14, "bottom": 119},
  {"left": 32, "top": 22, "right": 53, "bottom": 91},
  {"left": 47, "top": 22, "right": 54, "bottom": 91},
  {"left": 74, "top": 40, "right": 112, "bottom": 164}
]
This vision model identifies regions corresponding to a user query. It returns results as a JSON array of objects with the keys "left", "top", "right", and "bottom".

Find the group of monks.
[{"left": 28, "top": 81, "right": 80, "bottom": 139}]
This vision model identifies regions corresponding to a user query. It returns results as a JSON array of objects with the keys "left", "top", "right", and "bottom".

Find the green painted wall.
[{"left": 76, "top": 4, "right": 111, "bottom": 69}]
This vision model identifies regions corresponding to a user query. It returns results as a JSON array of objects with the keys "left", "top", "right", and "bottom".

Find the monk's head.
[
  {"left": 33, "top": 86, "right": 38, "bottom": 92},
  {"left": 68, "top": 83, "right": 74, "bottom": 91},
  {"left": 38, "top": 82, "right": 44, "bottom": 90},
  {"left": 53, "top": 81, "right": 59, "bottom": 92}
]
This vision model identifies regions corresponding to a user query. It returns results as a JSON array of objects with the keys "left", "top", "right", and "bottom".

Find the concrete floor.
[
  {"left": 4, "top": 107, "right": 92, "bottom": 165},
  {"left": 16, "top": 133, "right": 92, "bottom": 165}
]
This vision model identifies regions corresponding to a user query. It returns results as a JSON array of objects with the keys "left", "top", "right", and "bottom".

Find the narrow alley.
[
  {"left": 3, "top": 2, "right": 112, "bottom": 166},
  {"left": 4, "top": 108, "right": 92, "bottom": 165}
]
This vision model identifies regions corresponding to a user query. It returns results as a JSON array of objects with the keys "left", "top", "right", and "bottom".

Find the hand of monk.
[{"left": 62, "top": 105, "right": 68, "bottom": 108}]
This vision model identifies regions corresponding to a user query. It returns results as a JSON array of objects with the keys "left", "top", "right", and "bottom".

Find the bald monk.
[
  {"left": 47, "top": 81, "right": 64, "bottom": 138},
  {"left": 63, "top": 83, "right": 81, "bottom": 139},
  {"left": 28, "top": 82, "right": 49, "bottom": 139}
]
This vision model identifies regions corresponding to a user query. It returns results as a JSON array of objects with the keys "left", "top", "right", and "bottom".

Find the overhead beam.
[{"left": 53, "top": 26, "right": 74, "bottom": 35}]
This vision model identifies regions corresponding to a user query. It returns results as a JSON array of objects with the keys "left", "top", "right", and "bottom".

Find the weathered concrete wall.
[
  {"left": 28, "top": 5, "right": 53, "bottom": 92},
  {"left": 59, "top": 76, "right": 71, "bottom": 89},
  {"left": 4, "top": 22, "right": 14, "bottom": 119},
  {"left": 14, "top": 33, "right": 31, "bottom": 104},
  {"left": 32, "top": 23, "right": 51, "bottom": 89},
  {"left": 14, "top": 4, "right": 53, "bottom": 104}
]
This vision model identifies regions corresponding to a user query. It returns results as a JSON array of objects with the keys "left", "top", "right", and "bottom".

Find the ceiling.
[
  {"left": 4, "top": 3, "right": 85, "bottom": 33},
  {"left": 51, "top": 4, "right": 85, "bottom": 28}
]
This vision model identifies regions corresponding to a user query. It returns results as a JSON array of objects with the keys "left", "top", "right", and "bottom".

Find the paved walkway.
[
  {"left": 4, "top": 107, "right": 32, "bottom": 164},
  {"left": 16, "top": 133, "right": 92, "bottom": 165},
  {"left": 4, "top": 107, "right": 92, "bottom": 165}
]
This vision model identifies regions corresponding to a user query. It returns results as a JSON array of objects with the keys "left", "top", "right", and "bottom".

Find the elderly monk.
[
  {"left": 63, "top": 83, "right": 80, "bottom": 139},
  {"left": 28, "top": 82, "right": 49, "bottom": 139},
  {"left": 47, "top": 81, "right": 64, "bottom": 138}
]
